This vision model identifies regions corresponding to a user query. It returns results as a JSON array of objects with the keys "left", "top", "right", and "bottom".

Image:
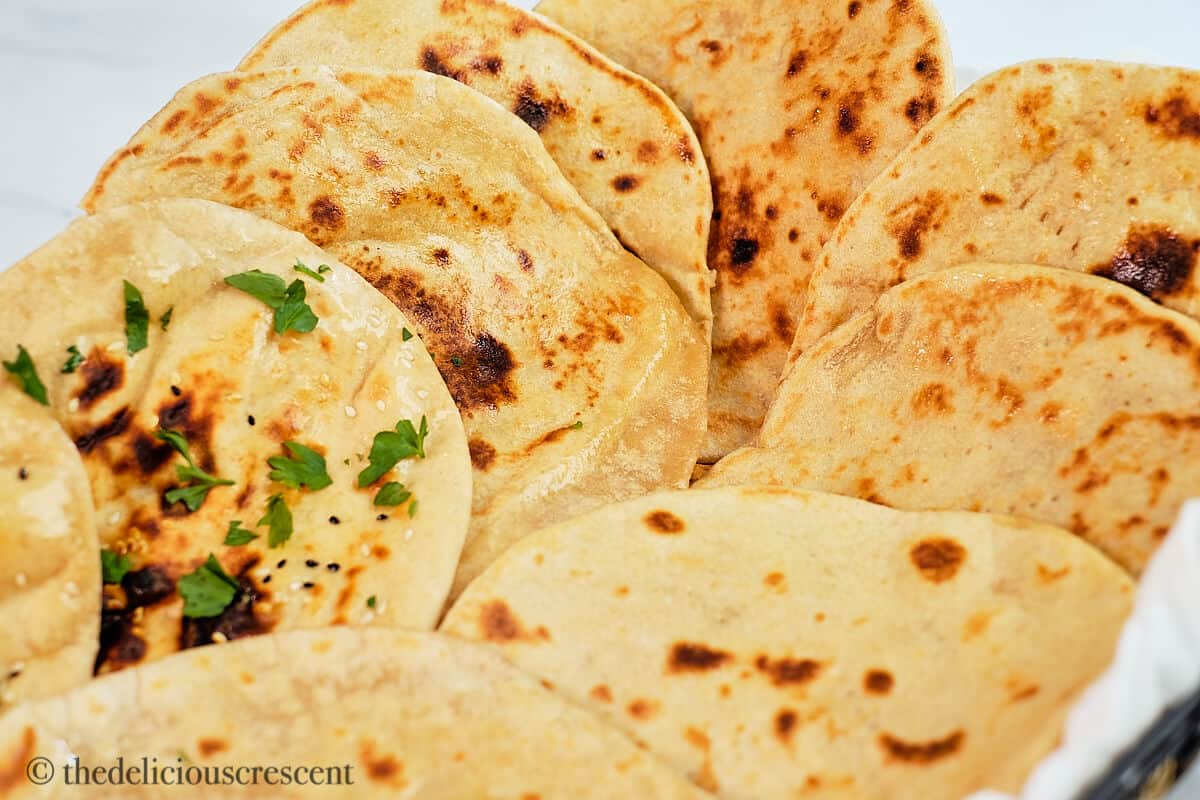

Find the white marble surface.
[{"left": 3, "top": 0, "right": 1200, "bottom": 266}]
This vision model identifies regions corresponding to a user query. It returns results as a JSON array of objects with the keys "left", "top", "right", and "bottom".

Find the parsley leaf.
[
  {"left": 402, "top": 328, "right": 413, "bottom": 342},
  {"left": 268, "top": 442, "right": 332, "bottom": 491},
  {"left": 275, "top": 279, "right": 319, "bottom": 334},
  {"left": 100, "top": 549, "right": 132, "bottom": 584},
  {"left": 450, "top": 356, "right": 464, "bottom": 367},
  {"left": 366, "top": 595, "right": 377, "bottom": 609},
  {"left": 3, "top": 345, "right": 48, "bottom": 405},
  {"left": 223, "top": 520, "right": 258, "bottom": 546},
  {"left": 373, "top": 481, "right": 412, "bottom": 507},
  {"left": 61, "top": 345, "right": 84, "bottom": 374},
  {"left": 178, "top": 554, "right": 239, "bottom": 618},
  {"left": 571, "top": 420, "right": 584, "bottom": 430},
  {"left": 293, "top": 260, "right": 326, "bottom": 282},
  {"left": 123, "top": 280, "right": 150, "bottom": 355},
  {"left": 408, "top": 497, "right": 418, "bottom": 518},
  {"left": 156, "top": 429, "right": 235, "bottom": 511},
  {"left": 258, "top": 494, "right": 294, "bottom": 549},
  {"left": 225, "top": 271, "right": 320, "bottom": 335},
  {"left": 159, "top": 306, "right": 174, "bottom": 331},
  {"left": 356, "top": 416, "right": 429, "bottom": 487}
]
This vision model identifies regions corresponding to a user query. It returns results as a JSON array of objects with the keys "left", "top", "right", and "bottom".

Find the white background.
[
  {"left": 2, "top": 0, "right": 1200, "bottom": 267},
  {"left": 0, "top": 2, "right": 1197, "bottom": 797}
]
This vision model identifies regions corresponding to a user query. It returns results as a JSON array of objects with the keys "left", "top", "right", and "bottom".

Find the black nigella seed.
[
  {"left": 170, "top": 385, "right": 182, "bottom": 397},
  {"left": 328, "top": 516, "right": 340, "bottom": 525},
  {"left": 247, "top": 415, "right": 256, "bottom": 426},
  {"left": 305, "top": 559, "right": 319, "bottom": 568},
  {"left": 377, "top": 514, "right": 388, "bottom": 521},
  {"left": 276, "top": 559, "right": 287, "bottom": 569},
  {"left": 302, "top": 582, "right": 315, "bottom": 589},
  {"left": 262, "top": 575, "right": 272, "bottom": 584},
  {"left": 327, "top": 563, "right": 340, "bottom": 573},
  {"left": 17, "top": 468, "right": 28, "bottom": 481}
]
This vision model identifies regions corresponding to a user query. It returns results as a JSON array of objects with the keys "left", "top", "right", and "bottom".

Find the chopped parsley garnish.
[
  {"left": 373, "top": 481, "right": 412, "bottom": 507},
  {"left": 366, "top": 595, "right": 377, "bottom": 609},
  {"left": 267, "top": 442, "right": 332, "bottom": 491},
  {"left": 178, "top": 554, "right": 239, "bottom": 618},
  {"left": 356, "top": 416, "right": 429, "bottom": 487},
  {"left": 571, "top": 420, "right": 584, "bottom": 430},
  {"left": 61, "top": 345, "right": 84, "bottom": 374},
  {"left": 402, "top": 328, "right": 413, "bottom": 342},
  {"left": 224, "top": 270, "right": 319, "bottom": 335},
  {"left": 450, "top": 356, "right": 464, "bottom": 367},
  {"left": 408, "top": 498, "right": 418, "bottom": 518},
  {"left": 100, "top": 549, "right": 132, "bottom": 584},
  {"left": 3, "top": 345, "right": 48, "bottom": 405},
  {"left": 156, "top": 429, "right": 235, "bottom": 512},
  {"left": 123, "top": 280, "right": 150, "bottom": 355},
  {"left": 223, "top": 520, "right": 258, "bottom": 546},
  {"left": 159, "top": 306, "right": 174, "bottom": 331},
  {"left": 259, "top": 494, "right": 294, "bottom": 549},
  {"left": 293, "top": 260, "right": 331, "bottom": 283}
]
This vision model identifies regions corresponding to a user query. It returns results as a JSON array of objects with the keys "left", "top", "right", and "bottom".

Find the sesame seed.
[
  {"left": 328, "top": 516, "right": 340, "bottom": 525},
  {"left": 247, "top": 415, "right": 256, "bottom": 426},
  {"left": 64, "top": 581, "right": 79, "bottom": 597},
  {"left": 276, "top": 559, "right": 287, "bottom": 569},
  {"left": 262, "top": 575, "right": 272, "bottom": 584},
  {"left": 326, "top": 563, "right": 340, "bottom": 572},
  {"left": 14, "top": 573, "right": 27, "bottom": 587},
  {"left": 170, "top": 385, "right": 182, "bottom": 397},
  {"left": 375, "top": 400, "right": 386, "bottom": 412},
  {"left": 289, "top": 581, "right": 302, "bottom": 591},
  {"left": 1, "top": 690, "right": 15, "bottom": 705},
  {"left": 302, "top": 582, "right": 315, "bottom": 589},
  {"left": 360, "top": 544, "right": 371, "bottom": 557},
  {"left": 170, "top": 372, "right": 182, "bottom": 385},
  {"left": 417, "top": 390, "right": 429, "bottom": 400},
  {"left": 344, "top": 406, "right": 357, "bottom": 418},
  {"left": 377, "top": 514, "right": 388, "bottom": 521},
  {"left": 107, "top": 511, "right": 122, "bottom": 526},
  {"left": 225, "top": 393, "right": 243, "bottom": 402},
  {"left": 67, "top": 398, "right": 80, "bottom": 413},
  {"left": 211, "top": 632, "right": 228, "bottom": 644},
  {"left": 106, "top": 341, "right": 124, "bottom": 353},
  {"left": 9, "top": 662, "right": 25, "bottom": 676},
  {"left": 404, "top": 529, "right": 414, "bottom": 541},
  {"left": 17, "top": 468, "right": 27, "bottom": 481},
  {"left": 305, "top": 559, "right": 319, "bottom": 568},
  {"left": 356, "top": 341, "right": 368, "bottom": 351}
]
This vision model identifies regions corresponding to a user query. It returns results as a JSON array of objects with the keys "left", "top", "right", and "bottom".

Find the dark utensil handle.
[{"left": 1075, "top": 682, "right": 1200, "bottom": 800}]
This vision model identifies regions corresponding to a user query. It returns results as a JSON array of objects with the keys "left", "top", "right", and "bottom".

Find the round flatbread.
[
  {"left": 0, "top": 384, "right": 98, "bottom": 709},
  {"left": 443, "top": 486, "right": 1133, "bottom": 799},
  {"left": 706, "top": 263, "right": 1200, "bottom": 575},
  {"left": 795, "top": 60, "right": 1200, "bottom": 358},
  {"left": 538, "top": 0, "right": 954, "bottom": 459},
  {"left": 0, "top": 199, "right": 471, "bottom": 673},
  {"left": 239, "top": 0, "right": 714, "bottom": 336},
  {"left": 83, "top": 68, "right": 708, "bottom": 598},
  {"left": 0, "top": 629, "right": 709, "bottom": 799}
]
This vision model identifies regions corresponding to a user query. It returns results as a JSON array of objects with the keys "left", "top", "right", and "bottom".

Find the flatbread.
[
  {"left": 538, "top": 0, "right": 954, "bottom": 459},
  {"left": 705, "top": 263, "right": 1200, "bottom": 575},
  {"left": 0, "top": 384, "right": 98, "bottom": 708},
  {"left": 795, "top": 60, "right": 1200, "bottom": 357},
  {"left": 442, "top": 486, "right": 1133, "bottom": 799},
  {"left": 0, "top": 628, "right": 710, "bottom": 799},
  {"left": 239, "top": 0, "right": 714, "bottom": 335},
  {"left": 0, "top": 199, "right": 471, "bottom": 673},
  {"left": 83, "top": 68, "right": 707, "bottom": 598}
]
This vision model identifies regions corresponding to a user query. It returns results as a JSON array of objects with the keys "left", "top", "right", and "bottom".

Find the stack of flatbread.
[{"left": 1, "top": 0, "right": 1196, "bottom": 796}]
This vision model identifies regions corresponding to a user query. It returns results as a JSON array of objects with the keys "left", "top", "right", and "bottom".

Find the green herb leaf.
[
  {"left": 571, "top": 420, "right": 584, "bottom": 430},
  {"left": 267, "top": 442, "right": 333, "bottom": 491},
  {"left": 123, "top": 280, "right": 150, "bottom": 355},
  {"left": 356, "top": 416, "right": 429, "bottom": 487},
  {"left": 258, "top": 494, "right": 294, "bottom": 549},
  {"left": 293, "top": 260, "right": 326, "bottom": 283},
  {"left": 178, "top": 554, "right": 239, "bottom": 618},
  {"left": 318, "top": 265, "right": 332, "bottom": 276},
  {"left": 159, "top": 306, "right": 174, "bottom": 331},
  {"left": 450, "top": 356, "right": 464, "bottom": 367},
  {"left": 61, "top": 345, "right": 84, "bottom": 374},
  {"left": 223, "top": 520, "right": 258, "bottom": 546},
  {"left": 224, "top": 270, "right": 287, "bottom": 308},
  {"left": 407, "top": 497, "right": 418, "bottom": 518},
  {"left": 366, "top": 595, "right": 377, "bottom": 609},
  {"left": 373, "top": 481, "right": 412, "bottom": 507},
  {"left": 401, "top": 328, "right": 413, "bottom": 342},
  {"left": 100, "top": 549, "right": 132, "bottom": 584},
  {"left": 276, "top": 279, "right": 319, "bottom": 335},
  {"left": 156, "top": 429, "right": 235, "bottom": 512},
  {"left": 3, "top": 345, "right": 48, "bottom": 405}
]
